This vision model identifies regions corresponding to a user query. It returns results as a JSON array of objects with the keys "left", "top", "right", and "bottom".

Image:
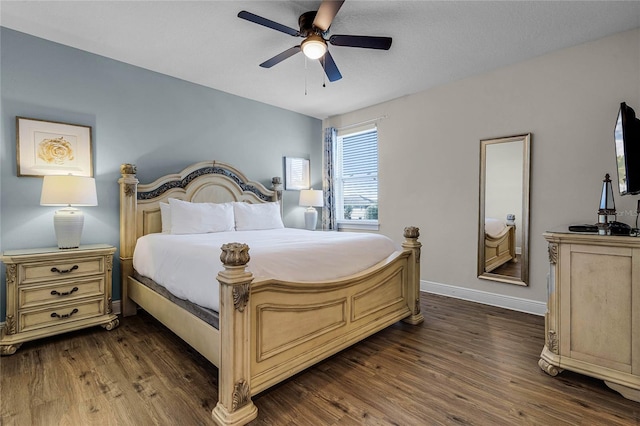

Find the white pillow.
[
  {"left": 159, "top": 202, "right": 171, "bottom": 233},
  {"left": 233, "top": 202, "right": 284, "bottom": 231},
  {"left": 168, "top": 198, "right": 235, "bottom": 234}
]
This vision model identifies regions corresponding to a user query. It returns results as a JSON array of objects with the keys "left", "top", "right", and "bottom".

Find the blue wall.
[{"left": 0, "top": 28, "right": 322, "bottom": 317}]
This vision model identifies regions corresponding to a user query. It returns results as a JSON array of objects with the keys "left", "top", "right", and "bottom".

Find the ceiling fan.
[{"left": 238, "top": 0, "right": 392, "bottom": 82}]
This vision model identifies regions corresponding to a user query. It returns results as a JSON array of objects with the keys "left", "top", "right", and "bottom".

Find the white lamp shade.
[
  {"left": 301, "top": 35, "right": 327, "bottom": 60},
  {"left": 41, "top": 175, "right": 98, "bottom": 206},
  {"left": 299, "top": 189, "right": 324, "bottom": 207}
]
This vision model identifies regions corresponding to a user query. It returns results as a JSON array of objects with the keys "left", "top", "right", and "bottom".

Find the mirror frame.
[{"left": 478, "top": 133, "right": 531, "bottom": 286}]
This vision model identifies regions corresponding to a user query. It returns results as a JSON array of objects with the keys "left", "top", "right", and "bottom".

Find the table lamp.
[
  {"left": 40, "top": 175, "right": 98, "bottom": 249},
  {"left": 299, "top": 189, "right": 323, "bottom": 231}
]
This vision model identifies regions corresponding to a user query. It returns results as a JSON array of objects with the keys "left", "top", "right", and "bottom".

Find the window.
[{"left": 335, "top": 127, "right": 378, "bottom": 230}]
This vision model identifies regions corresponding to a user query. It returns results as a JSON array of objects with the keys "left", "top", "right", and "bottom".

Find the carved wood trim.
[
  {"left": 403, "top": 226, "right": 420, "bottom": 239},
  {"left": 5, "top": 315, "right": 16, "bottom": 335},
  {"left": 233, "top": 283, "right": 250, "bottom": 312},
  {"left": 232, "top": 379, "right": 251, "bottom": 411},
  {"left": 137, "top": 165, "right": 272, "bottom": 201},
  {"left": 548, "top": 330, "right": 558, "bottom": 354},
  {"left": 123, "top": 184, "right": 136, "bottom": 197},
  {"left": 220, "top": 243, "right": 250, "bottom": 267},
  {"left": 0, "top": 343, "right": 21, "bottom": 356},
  {"left": 5, "top": 264, "right": 16, "bottom": 287},
  {"left": 121, "top": 164, "right": 138, "bottom": 197},
  {"left": 538, "top": 358, "right": 562, "bottom": 377},
  {"left": 120, "top": 163, "right": 137, "bottom": 175},
  {"left": 548, "top": 243, "right": 558, "bottom": 264}
]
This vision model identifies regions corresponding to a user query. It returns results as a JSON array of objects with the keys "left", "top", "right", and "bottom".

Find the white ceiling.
[{"left": 1, "top": 1, "right": 639, "bottom": 119}]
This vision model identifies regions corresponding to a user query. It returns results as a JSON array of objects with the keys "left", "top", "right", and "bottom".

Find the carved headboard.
[
  {"left": 118, "top": 161, "right": 283, "bottom": 314},
  {"left": 120, "top": 161, "right": 282, "bottom": 239}
]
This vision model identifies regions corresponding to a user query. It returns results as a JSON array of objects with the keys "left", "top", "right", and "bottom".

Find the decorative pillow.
[
  {"left": 168, "top": 198, "right": 235, "bottom": 234},
  {"left": 159, "top": 202, "right": 171, "bottom": 233},
  {"left": 233, "top": 201, "right": 284, "bottom": 231}
]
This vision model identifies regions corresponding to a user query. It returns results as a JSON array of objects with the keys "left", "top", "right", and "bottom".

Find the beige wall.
[{"left": 325, "top": 29, "right": 640, "bottom": 309}]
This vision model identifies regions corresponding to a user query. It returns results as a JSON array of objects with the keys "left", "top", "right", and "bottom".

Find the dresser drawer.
[
  {"left": 19, "top": 298, "right": 104, "bottom": 333},
  {"left": 18, "top": 277, "right": 105, "bottom": 309},
  {"left": 19, "top": 256, "right": 105, "bottom": 285}
]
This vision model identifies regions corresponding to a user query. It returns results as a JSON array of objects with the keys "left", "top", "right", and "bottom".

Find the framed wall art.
[
  {"left": 16, "top": 117, "right": 93, "bottom": 177},
  {"left": 284, "top": 157, "right": 310, "bottom": 190}
]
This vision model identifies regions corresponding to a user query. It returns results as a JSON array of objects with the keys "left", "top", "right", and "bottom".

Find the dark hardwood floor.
[
  {"left": 1, "top": 294, "right": 638, "bottom": 425},
  {"left": 491, "top": 254, "right": 521, "bottom": 278}
]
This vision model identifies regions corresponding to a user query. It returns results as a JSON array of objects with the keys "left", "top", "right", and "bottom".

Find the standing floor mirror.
[{"left": 478, "top": 133, "right": 531, "bottom": 286}]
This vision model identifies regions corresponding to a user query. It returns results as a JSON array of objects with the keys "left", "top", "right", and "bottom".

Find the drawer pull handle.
[
  {"left": 50, "top": 308, "right": 79, "bottom": 319},
  {"left": 50, "top": 287, "right": 79, "bottom": 297},
  {"left": 51, "top": 265, "right": 79, "bottom": 274}
]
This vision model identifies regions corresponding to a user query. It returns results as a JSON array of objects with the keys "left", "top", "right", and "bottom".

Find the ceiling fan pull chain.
[
  {"left": 304, "top": 56, "right": 308, "bottom": 95},
  {"left": 322, "top": 55, "right": 326, "bottom": 88}
]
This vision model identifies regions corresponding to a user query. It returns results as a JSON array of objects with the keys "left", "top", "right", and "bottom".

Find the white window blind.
[{"left": 336, "top": 127, "right": 378, "bottom": 227}]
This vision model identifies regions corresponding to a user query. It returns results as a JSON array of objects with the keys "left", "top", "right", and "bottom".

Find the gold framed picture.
[{"left": 16, "top": 117, "right": 93, "bottom": 177}]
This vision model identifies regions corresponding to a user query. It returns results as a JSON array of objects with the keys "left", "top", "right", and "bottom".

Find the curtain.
[{"left": 322, "top": 127, "right": 337, "bottom": 230}]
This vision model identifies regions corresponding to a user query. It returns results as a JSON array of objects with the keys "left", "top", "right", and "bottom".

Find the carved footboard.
[
  {"left": 485, "top": 225, "right": 516, "bottom": 272},
  {"left": 213, "top": 228, "right": 423, "bottom": 425}
]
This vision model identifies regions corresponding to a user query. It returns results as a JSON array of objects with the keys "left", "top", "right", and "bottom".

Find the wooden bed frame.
[
  {"left": 118, "top": 161, "right": 423, "bottom": 425},
  {"left": 484, "top": 224, "right": 516, "bottom": 272}
]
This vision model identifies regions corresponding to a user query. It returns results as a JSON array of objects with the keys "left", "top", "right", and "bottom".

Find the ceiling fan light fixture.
[{"left": 301, "top": 34, "right": 327, "bottom": 59}]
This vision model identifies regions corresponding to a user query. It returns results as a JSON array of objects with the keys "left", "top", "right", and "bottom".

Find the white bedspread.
[
  {"left": 485, "top": 218, "right": 507, "bottom": 238},
  {"left": 133, "top": 228, "right": 398, "bottom": 312}
]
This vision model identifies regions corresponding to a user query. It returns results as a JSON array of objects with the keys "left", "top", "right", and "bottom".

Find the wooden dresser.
[
  {"left": 540, "top": 231, "right": 639, "bottom": 402},
  {"left": 0, "top": 244, "right": 119, "bottom": 355}
]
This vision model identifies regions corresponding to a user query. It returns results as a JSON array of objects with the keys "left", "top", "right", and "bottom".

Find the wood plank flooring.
[
  {"left": 1, "top": 294, "right": 639, "bottom": 425},
  {"left": 490, "top": 254, "right": 521, "bottom": 278}
]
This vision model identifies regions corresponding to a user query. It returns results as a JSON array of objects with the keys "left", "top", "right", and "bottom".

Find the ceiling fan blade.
[
  {"left": 313, "top": 0, "right": 345, "bottom": 32},
  {"left": 320, "top": 51, "right": 342, "bottom": 82},
  {"left": 260, "top": 46, "right": 301, "bottom": 68},
  {"left": 238, "top": 11, "right": 300, "bottom": 36},
  {"left": 329, "top": 35, "right": 392, "bottom": 50}
]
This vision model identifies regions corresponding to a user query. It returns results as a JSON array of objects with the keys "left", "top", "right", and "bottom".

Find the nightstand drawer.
[
  {"left": 19, "top": 298, "right": 104, "bottom": 333},
  {"left": 18, "top": 277, "right": 105, "bottom": 309},
  {"left": 19, "top": 256, "right": 105, "bottom": 285}
]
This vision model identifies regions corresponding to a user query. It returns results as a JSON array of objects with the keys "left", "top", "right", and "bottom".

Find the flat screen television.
[{"left": 614, "top": 102, "right": 640, "bottom": 195}]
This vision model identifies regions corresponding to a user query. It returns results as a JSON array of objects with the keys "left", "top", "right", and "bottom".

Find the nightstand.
[{"left": 0, "top": 244, "right": 119, "bottom": 355}]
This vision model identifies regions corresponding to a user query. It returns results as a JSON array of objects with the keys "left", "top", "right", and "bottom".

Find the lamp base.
[
  {"left": 304, "top": 207, "right": 318, "bottom": 231},
  {"left": 53, "top": 207, "right": 85, "bottom": 249}
]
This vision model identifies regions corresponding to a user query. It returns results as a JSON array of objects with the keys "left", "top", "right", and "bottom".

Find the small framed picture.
[
  {"left": 284, "top": 157, "right": 310, "bottom": 190},
  {"left": 16, "top": 117, "right": 93, "bottom": 177}
]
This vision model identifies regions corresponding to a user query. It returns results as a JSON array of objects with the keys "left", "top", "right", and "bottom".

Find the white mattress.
[{"left": 133, "top": 228, "right": 398, "bottom": 312}]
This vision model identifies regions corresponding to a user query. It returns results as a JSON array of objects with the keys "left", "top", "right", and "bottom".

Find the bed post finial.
[
  {"left": 402, "top": 226, "right": 424, "bottom": 325},
  {"left": 220, "top": 242, "right": 250, "bottom": 267},
  {"left": 213, "top": 243, "right": 258, "bottom": 425},
  {"left": 271, "top": 176, "right": 283, "bottom": 216},
  {"left": 119, "top": 163, "right": 139, "bottom": 317}
]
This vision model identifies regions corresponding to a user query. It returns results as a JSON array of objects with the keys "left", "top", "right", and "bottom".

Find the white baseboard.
[{"left": 421, "top": 280, "right": 546, "bottom": 316}]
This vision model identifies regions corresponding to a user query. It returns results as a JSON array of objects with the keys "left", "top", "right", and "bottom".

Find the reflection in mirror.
[{"left": 478, "top": 134, "right": 530, "bottom": 286}]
